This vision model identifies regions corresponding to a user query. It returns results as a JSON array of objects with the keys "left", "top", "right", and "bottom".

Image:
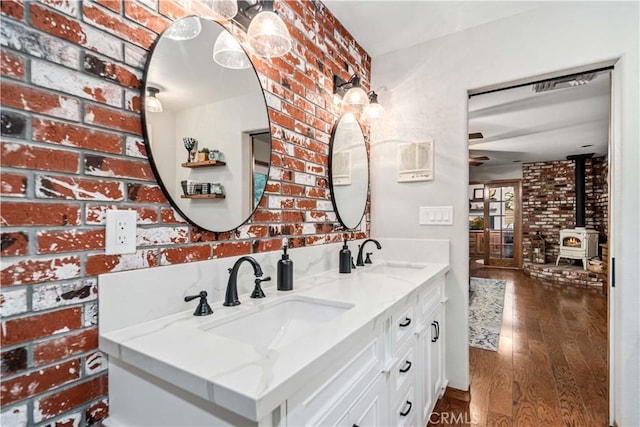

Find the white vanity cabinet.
[
  {"left": 417, "top": 277, "right": 447, "bottom": 427},
  {"left": 99, "top": 243, "right": 450, "bottom": 427},
  {"left": 286, "top": 272, "right": 447, "bottom": 427}
]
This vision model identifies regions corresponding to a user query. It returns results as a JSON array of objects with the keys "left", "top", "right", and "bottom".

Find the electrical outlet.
[{"left": 105, "top": 210, "right": 137, "bottom": 255}]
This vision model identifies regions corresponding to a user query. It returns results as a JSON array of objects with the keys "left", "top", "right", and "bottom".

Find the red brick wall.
[
  {"left": 522, "top": 157, "right": 608, "bottom": 263},
  {"left": 0, "top": 1, "right": 371, "bottom": 424}
]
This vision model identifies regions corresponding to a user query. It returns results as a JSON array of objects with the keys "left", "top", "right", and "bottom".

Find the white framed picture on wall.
[{"left": 397, "top": 139, "right": 434, "bottom": 182}]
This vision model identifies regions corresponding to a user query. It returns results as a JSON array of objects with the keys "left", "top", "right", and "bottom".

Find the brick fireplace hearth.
[{"left": 521, "top": 157, "right": 607, "bottom": 289}]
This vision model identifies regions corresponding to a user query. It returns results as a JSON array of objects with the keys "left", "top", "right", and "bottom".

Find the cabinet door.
[
  {"left": 418, "top": 305, "right": 445, "bottom": 427},
  {"left": 349, "top": 375, "right": 388, "bottom": 427},
  {"left": 418, "top": 320, "right": 434, "bottom": 425},
  {"left": 429, "top": 308, "right": 444, "bottom": 400}
]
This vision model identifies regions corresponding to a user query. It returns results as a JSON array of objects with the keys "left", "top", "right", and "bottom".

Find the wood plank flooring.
[{"left": 429, "top": 265, "right": 608, "bottom": 426}]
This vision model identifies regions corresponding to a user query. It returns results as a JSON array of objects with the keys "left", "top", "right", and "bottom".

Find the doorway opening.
[{"left": 464, "top": 66, "right": 612, "bottom": 425}]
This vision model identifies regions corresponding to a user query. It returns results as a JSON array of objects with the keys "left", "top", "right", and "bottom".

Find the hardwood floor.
[{"left": 430, "top": 263, "right": 608, "bottom": 426}]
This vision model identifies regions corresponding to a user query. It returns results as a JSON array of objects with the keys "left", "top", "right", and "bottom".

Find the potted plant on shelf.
[{"left": 197, "top": 148, "right": 209, "bottom": 162}]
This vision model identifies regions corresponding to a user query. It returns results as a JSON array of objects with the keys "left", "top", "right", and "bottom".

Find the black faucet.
[
  {"left": 356, "top": 239, "right": 382, "bottom": 266},
  {"left": 223, "top": 256, "right": 270, "bottom": 306}
]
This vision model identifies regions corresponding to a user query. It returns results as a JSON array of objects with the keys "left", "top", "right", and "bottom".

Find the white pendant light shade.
[
  {"left": 343, "top": 86, "right": 369, "bottom": 110},
  {"left": 164, "top": 16, "right": 201, "bottom": 41},
  {"left": 362, "top": 102, "right": 385, "bottom": 123},
  {"left": 247, "top": 11, "right": 292, "bottom": 58},
  {"left": 146, "top": 87, "right": 163, "bottom": 113},
  {"left": 201, "top": 0, "right": 238, "bottom": 20},
  {"left": 213, "top": 31, "right": 251, "bottom": 69}
]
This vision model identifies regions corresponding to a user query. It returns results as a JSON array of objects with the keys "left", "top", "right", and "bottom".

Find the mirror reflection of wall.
[
  {"left": 143, "top": 17, "right": 271, "bottom": 232},
  {"left": 330, "top": 113, "right": 369, "bottom": 229}
]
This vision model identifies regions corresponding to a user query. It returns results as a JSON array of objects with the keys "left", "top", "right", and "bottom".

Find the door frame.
[
  {"left": 467, "top": 62, "right": 617, "bottom": 424},
  {"left": 469, "top": 180, "right": 523, "bottom": 268}
]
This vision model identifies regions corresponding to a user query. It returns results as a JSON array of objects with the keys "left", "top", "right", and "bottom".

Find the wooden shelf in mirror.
[
  {"left": 180, "top": 194, "right": 226, "bottom": 199},
  {"left": 181, "top": 160, "right": 226, "bottom": 168}
]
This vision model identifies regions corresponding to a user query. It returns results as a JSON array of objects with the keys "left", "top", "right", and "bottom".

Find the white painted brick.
[
  {"left": 32, "top": 279, "right": 97, "bottom": 311},
  {"left": 31, "top": 60, "right": 123, "bottom": 107},
  {"left": 85, "top": 351, "right": 108, "bottom": 375},
  {"left": 0, "top": 288, "right": 28, "bottom": 317},
  {"left": 302, "top": 223, "right": 316, "bottom": 234},
  {"left": 124, "top": 43, "right": 147, "bottom": 68},
  {"left": 136, "top": 226, "right": 189, "bottom": 246},
  {"left": 268, "top": 196, "right": 293, "bottom": 209},
  {"left": 316, "top": 200, "right": 333, "bottom": 211},
  {"left": 0, "top": 21, "right": 81, "bottom": 69},
  {"left": 294, "top": 172, "right": 316, "bottom": 186},
  {"left": 0, "top": 404, "right": 27, "bottom": 427},
  {"left": 264, "top": 92, "right": 282, "bottom": 111},
  {"left": 125, "top": 136, "right": 146, "bottom": 158},
  {"left": 125, "top": 89, "right": 140, "bottom": 113},
  {"left": 84, "top": 301, "right": 98, "bottom": 326}
]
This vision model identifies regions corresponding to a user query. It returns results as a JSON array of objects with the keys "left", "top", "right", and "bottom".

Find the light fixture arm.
[
  {"left": 233, "top": 0, "right": 274, "bottom": 30},
  {"left": 333, "top": 74, "right": 362, "bottom": 97}
]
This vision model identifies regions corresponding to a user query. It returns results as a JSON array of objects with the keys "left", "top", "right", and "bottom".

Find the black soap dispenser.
[
  {"left": 339, "top": 238, "right": 352, "bottom": 274},
  {"left": 277, "top": 245, "right": 294, "bottom": 291}
]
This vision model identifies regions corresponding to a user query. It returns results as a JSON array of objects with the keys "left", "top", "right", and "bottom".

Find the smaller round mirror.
[{"left": 329, "top": 113, "right": 369, "bottom": 229}]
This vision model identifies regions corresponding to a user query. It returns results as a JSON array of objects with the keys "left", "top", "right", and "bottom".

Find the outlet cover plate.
[{"left": 105, "top": 210, "right": 137, "bottom": 255}]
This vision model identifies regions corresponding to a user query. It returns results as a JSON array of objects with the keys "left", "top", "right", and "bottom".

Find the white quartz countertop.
[{"left": 99, "top": 260, "right": 449, "bottom": 421}]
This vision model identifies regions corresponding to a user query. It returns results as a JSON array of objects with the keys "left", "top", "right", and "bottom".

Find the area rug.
[{"left": 469, "top": 277, "right": 506, "bottom": 351}]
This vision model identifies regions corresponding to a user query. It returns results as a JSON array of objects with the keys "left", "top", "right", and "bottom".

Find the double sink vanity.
[
  {"left": 99, "top": 238, "right": 450, "bottom": 426},
  {"left": 119, "top": 15, "right": 451, "bottom": 427}
]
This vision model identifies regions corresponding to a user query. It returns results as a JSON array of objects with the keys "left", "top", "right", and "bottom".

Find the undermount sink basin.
[{"left": 202, "top": 296, "right": 354, "bottom": 350}]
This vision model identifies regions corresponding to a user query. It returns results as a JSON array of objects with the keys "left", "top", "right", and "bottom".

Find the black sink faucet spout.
[
  {"left": 356, "top": 239, "right": 382, "bottom": 266},
  {"left": 224, "top": 256, "right": 265, "bottom": 306}
]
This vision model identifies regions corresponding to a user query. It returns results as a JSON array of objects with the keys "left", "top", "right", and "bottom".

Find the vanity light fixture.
[
  {"left": 164, "top": 16, "right": 202, "bottom": 41},
  {"left": 333, "top": 74, "right": 369, "bottom": 111},
  {"left": 230, "top": 1, "right": 292, "bottom": 58},
  {"left": 362, "top": 91, "right": 385, "bottom": 123},
  {"left": 204, "top": 0, "right": 238, "bottom": 20},
  {"left": 145, "top": 87, "right": 163, "bottom": 113},
  {"left": 213, "top": 30, "right": 251, "bottom": 69}
]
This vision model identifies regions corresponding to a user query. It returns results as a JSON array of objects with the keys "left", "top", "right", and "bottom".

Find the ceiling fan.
[
  {"left": 468, "top": 132, "right": 488, "bottom": 166},
  {"left": 468, "top": 156, "right": 490, "bottom": 166}
]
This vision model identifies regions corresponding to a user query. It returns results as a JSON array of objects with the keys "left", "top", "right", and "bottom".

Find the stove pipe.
[{"left": 566, "top": 153, "right": 593, "bottom": 228}]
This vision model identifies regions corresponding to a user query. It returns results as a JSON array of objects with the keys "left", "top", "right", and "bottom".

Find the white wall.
[
  {"left": 174, "top": 91, "right": 268, "bottom": 231},
  {"left": 469, "top": 163, "right": 523, "bottom": 182},
  {"left": 370, "top": 3, "right": 639, "bottom": 424}
]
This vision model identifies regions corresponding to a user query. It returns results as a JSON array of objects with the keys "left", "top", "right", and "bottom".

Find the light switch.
[{"left": 419, "top": 206, "right": 453, "bottom": 225}]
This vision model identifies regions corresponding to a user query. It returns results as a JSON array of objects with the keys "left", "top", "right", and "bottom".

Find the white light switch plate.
[
  {"left": 105, "top": 210, "right": 137, "bottom": 255},
  {"left": 419, "top": 206, "right": 453, "bottom": 225}
]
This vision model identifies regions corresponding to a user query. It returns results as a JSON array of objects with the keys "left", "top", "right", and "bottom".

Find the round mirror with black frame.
[
  {"left": 328, "top": 113, "right": 369, "bottom": 230},
  {"left": 142, "top": 16, "right": 271, "bottom": 232}
]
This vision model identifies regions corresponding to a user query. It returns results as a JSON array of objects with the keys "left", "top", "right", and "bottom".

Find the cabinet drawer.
[
  {"left": 287, "top": 336, "right": 383, "bottom": 426},
  {"left": 393, "top": 302, "right": 416, "bottom": 352},
  {"left": 419, "top": 276, "right": 444, "bottom": 321},
  {"left": 392, "top": 384, "right": 417, "bottom": 427},
  {"left": 390, "top": 339, "right": 417, "bottom": 396}
]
